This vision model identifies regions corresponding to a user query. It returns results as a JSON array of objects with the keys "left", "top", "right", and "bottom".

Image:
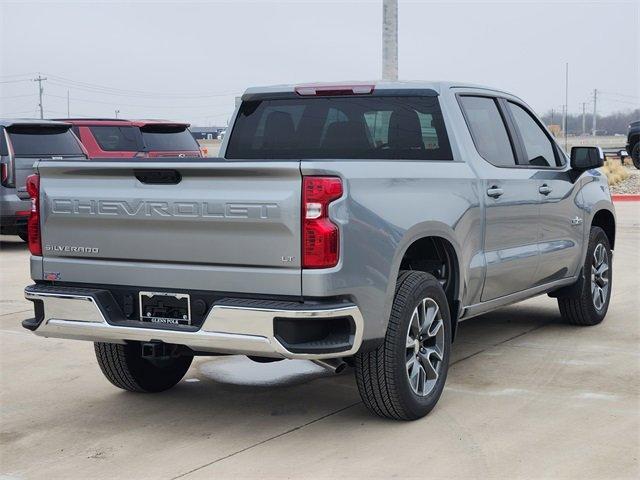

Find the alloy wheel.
[
  {"left": 405, "top": 297, "right": 445, "bottom": 396},
  {"left": 591, "top": 243, "right": 610, "bottom": 311}
]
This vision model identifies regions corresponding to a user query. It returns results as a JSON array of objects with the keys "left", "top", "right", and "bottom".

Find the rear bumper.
[{"left": 23, "top": 284, "right": 363, "bottom": 359}]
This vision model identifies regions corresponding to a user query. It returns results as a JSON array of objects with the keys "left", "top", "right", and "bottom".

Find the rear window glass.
[
  {"left": 140, "top": 126, "right": 199, "bottom": 151},
  {"left": 7, "top": 126, "right": 84, "bottom": 156},
  {"left": 89, "top": 126, "right": 140, "bottom": 151},
  {"left": 226, "top": 96, "right": 453, "bottom": 160}
]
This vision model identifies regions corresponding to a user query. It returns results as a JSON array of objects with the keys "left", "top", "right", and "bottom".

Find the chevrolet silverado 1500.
[{"left": 23, "top": 82, "right": 615, "bottom": 420}]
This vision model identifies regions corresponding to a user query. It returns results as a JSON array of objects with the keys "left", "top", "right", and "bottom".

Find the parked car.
[
  {"left": 23, "top": 82, "right": 615, "bottom": 420},
  {"left": 56, "top": 119, "right": 202, "bottom": 158},
  {"left": 627, "top": 120, "right": 640, "bottom": 169},
  {"left": 1, "top": 119, "right": 86, "bottom": 241}
]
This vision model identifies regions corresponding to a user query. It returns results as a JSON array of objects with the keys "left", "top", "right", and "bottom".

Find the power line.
[
  {"left": 45, "top": 92, "right": 234, "bottom": 110},
  {"left": 0, "top": 79, "right": 32, "bottom": 84},
  {"left": 598, "top": 91, "right": 640, "bottom": 100},
  {"left": 0, "top": 94, "right": 36, "bottom": 99},
  {"left": 46, "top": 74, "right": 239, "bottom": 99}
]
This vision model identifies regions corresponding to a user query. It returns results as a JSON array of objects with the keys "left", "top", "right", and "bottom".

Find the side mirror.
[{"left": 570, "top": 146, "right": 604, "bottom": 170}]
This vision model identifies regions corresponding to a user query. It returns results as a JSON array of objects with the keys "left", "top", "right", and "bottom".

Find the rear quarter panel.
[{"left": 300, "top": 160, "right": 482, "bottom": 342}]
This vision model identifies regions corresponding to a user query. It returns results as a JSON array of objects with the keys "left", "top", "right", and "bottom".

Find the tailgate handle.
[{"left": 135, "top": 170, "right": 181, "bottom": 185}]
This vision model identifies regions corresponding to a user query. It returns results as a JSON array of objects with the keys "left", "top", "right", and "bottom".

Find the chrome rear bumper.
[{"left": 24, "top": 285, "right": 363, "bottom": 360}]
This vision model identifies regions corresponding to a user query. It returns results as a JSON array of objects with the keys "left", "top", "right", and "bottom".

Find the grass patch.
[{"left": 602, "top": 158, "right": 630, "bottom": 186}]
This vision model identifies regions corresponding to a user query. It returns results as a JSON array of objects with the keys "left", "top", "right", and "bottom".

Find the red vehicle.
[{"left": 57, "top": 119, "right": 203, "bottom": 158}]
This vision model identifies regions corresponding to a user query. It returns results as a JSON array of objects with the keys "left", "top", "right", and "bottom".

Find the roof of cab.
[
  {"left": 0, "top": 118, "right": 72, "bottom": 128},
  {"left": 242, "top": 80, "right": 516, "bottom": 98}
]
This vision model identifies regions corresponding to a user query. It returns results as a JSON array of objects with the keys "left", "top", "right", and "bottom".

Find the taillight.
[
  {"left": 26, "top": 174, "right": 41, "bottom": 256},
  {"left": 1, "top": 163, "right": 7, "bottom": 185},
  {"left": 302, "top": 176, "right": 343, "bottom": 269}
]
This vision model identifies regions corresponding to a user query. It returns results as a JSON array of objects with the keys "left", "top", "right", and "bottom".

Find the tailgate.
[{"left": 38, "top": 160, "right": 302, "bottom": 295}]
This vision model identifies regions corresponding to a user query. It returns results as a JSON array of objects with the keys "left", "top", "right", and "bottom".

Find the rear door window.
[
  {"left": 140, "top": 125, "right": 200, "bottom": 151},
  {"left": 89, "top": 126, "right": 140, "bottom": 151},
  {"left": 7, "top": 126, "right": 84, "bottom": 156},
  {"left": 459, "top": 96, "right": 516, "bottom": 167},
  {"left": 226, "top": 96, "right": 453, "bottom": 160}
]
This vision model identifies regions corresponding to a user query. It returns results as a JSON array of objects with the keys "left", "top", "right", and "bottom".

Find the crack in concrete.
[
  {"left": 172, "top": 320, "right": 552, "bottom": 478},
  {"left": 170, "top": 401, "right": 362, "bottom": 480}
]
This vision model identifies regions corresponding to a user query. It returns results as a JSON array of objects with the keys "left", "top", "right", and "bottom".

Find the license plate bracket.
[{"left": 139, "top": 291, "right": 191, "bottom": 326}]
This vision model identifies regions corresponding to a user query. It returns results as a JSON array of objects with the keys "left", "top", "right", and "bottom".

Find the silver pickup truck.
[{"left": 22, "top": 82, "right": 615, "bottom": 420}]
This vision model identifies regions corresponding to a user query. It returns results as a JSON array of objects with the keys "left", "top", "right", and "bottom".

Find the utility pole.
[
  {"left": 581, "top": 102, "right": 586, "bottom": 136},
  {"left": 563, "top": 62, "right": 568, "bottom": 150},
  {"left": 32, "top": 74, "right": 47, "bottom": 119},
  {"left": 67, "top": 90, "right": 70, "bottom": 117},
  {"left": 592, "top": 89, "right": 597, "bottom": 136},
  {"left": 115, "top": 109, "right": 120, "bottom": 119},
  {"left": 382, "top": 0, "right": 398, "bottom": 81},
  {"left": 551, "top": 108, "right": 555, "bottom": 126}
]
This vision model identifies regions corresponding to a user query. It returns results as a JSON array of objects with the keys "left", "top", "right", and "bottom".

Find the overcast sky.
[{"left": 1, "top": 0, "right": 638, "bottom": 125}]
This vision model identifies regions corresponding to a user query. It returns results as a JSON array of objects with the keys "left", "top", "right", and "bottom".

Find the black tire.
[
  {"left": 94, "top": 342, "right": 193, "bottom": 393},
  {"left": 558, "top": 226, "right": 612, "bottom": 326},
  {"left": 632, "top": 143, "right": 640, "bottom": 170},
  {"left": 17, "top": 229, "right": 28, "bottom": 243},
  {"left": 354, "top": 271, "right": 451, "bottom": 420}
]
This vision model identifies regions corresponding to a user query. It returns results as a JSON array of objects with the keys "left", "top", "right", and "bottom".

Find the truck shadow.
[
  {"left": 52, "top": 301, "right": 567, "bottom": 435},
  {"left": 0, "top": 236, "right": 27, "bottom": 251}
]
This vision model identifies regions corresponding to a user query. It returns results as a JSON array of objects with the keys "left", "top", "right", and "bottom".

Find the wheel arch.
[
  {"left": 394, "top": 232, "right": 462, "bottom": 340},
  {"left": 591, "top": 208, "right": 616, "bottom": 250}
]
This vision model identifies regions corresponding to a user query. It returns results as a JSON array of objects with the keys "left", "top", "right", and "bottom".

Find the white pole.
[
  {"left": 564, "top": 62, "right": 568, "bottom": 151},
  {"left": 382, "top": 0, "right": 398, "bottom": 81}
]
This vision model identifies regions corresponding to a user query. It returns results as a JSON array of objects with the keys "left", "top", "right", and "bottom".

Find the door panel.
[
  {"left": 457, "top": 95, "right": 540, "bottom": 302},
  {"left": 482, "top": 174, "right": 540, "bottom": 300},
  {"left": 502, "top": 101, "right": 583, "bottom": 284},
  {"left": 534, "top": 171, "right": 584, "bottom": 283}
]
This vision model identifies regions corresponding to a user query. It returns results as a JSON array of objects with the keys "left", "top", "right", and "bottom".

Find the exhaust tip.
[{"left": 312, "top": 358, "right": 348, "bottom": 374}]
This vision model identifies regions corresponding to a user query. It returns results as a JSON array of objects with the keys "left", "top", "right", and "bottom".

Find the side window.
[
  {"left": 0, "top": 129, "right": 8, "bottom": 155},
  {"left": 459, "top": 96, "right": 516, "bottom": 167},
  {"left": 507, "top": 102, "right": 558, "bottom": 167},
  {"left": 71, "top": 125, "right": 81, "bottom": 140}
]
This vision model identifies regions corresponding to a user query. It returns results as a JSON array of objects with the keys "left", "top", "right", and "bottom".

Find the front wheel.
[
  {"left": 94, "top": 341, "right": 193, "bottom": 393},
  {"left": 632, "top": 143, "right": 640, "bottom": 169},
  {"left": 354, "top": 271, "right": 451, "bottom": 420},
  {"left": 558, "top": 226, "right": 612, "bottom": 326}
]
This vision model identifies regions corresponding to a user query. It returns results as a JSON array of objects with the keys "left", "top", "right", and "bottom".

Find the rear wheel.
[
  {"left": 354, "top": 271, "right": 451, "bottom": 420},
  {"left": 94, "top": 341, "right": 193, "bottom": 393},
  {"left": 558, "top": 226, "right": 612, "bottom": 326}
]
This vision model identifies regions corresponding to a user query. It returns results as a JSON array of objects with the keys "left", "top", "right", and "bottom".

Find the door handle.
[
  {"left": 487, "top": 186, "right": 504, "bottom": 198},
  {"left": 539, "top": 184, "right": 553, "bottom": 195}
]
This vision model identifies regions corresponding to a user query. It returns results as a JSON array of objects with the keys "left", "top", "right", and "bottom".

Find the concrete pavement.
[{"left": 1, "top": 202, "right": 638, "bottom": 479}]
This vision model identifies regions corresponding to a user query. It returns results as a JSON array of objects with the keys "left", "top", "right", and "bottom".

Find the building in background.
[{"left": 190, "top": 126, "right": 225, "bottom": 140}]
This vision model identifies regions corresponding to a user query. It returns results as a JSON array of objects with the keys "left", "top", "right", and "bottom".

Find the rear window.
[
  {"left": 7, "top": 126, "right": 84, "bottom": 157},
  {"left": 140, "top": 125, "right": 199, "bottom": 151},
  {"left": 226, "top": 96, "right": 453, "bottom": 160},
  {"left": 89, "top": 126, "right": 140, "bottom": 151}
]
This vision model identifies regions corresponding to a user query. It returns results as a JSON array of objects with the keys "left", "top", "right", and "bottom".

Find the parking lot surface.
[{"left": 1, "top": 202, "right": 638, "bottom": 480}]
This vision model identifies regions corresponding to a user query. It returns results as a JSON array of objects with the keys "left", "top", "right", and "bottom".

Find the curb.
[{"left": 611, "top": 194, "right": 640, "bottom": 202}]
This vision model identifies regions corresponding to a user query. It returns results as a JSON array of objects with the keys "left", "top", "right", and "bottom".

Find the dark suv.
[
  {"left": 1, "top": 119, "right": 86, "bottom": 240},
  {"left": 58, "top": 119, "right": 202, "bottom": 158},
  {"left": 627, "top": 120, "right": 640, "bottom": 169}
]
